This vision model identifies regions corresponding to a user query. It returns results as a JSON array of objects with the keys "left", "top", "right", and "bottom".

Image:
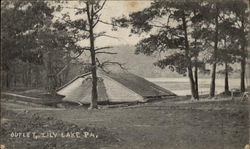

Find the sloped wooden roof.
[
  {"left": 101, "top": 71, "right": 176, "bottom": 98},
  {"left": 57, "top": 69, "right": 176, "bottom": 103}
]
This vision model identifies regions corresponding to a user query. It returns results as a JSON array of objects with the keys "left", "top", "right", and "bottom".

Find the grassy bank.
[{"left": 1, "top": 95, "right": 249, "bottom": 149}]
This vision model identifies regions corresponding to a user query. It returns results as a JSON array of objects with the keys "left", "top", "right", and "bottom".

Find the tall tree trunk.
[
  {"left": 193, "top": 28, "right": 199, "bottom": 99},
  {"left": 87, "top": 3, "right": 98, "bottom": 109},
  {"left": 43, "top": 51, "right": 57, "bottom": 95},
  {"left": 224, "top": 62, "right": 229, "bottom": 94},
  {"left": 210, "top": 63, "right": 217, "bottom": 97},
  {"left": 25, "top": 65, "right": 29, "bottom": 87},
  {"left": 194, "top": 64, "right": 199, "bottom": 100},
  {"left": 6, "top": 70, "right": 10, "bottom": 88},
  {"left": 48, "top": 53, "right": 57, "bottom": 95},
  {"left": 209, "top": 5, "right": 219, "bottom": 98},
  {"left": 13, "top": 66, "right": 17, "bottom": 87},
  {"left": 27, "top": 63, "right": 32, "bottom": 87},
  {"left": 182, "top": 13, "right": 198, "bottom": 100},
  {"left": 240, "top": 59, "right": 246, "bottom": 92},
  {"left": 188, "top": 66, "right": 198, "bottom": 99},
  {"left": 34, "top": 66, "right": 40, "bottom": 88},
  {"left": 223, "top": 38, "right": 230, "bottom": 95},
  {"left": 63, "top": 54, "right": 70, "bottom": 83},
  {"left": 240, "top": 16, "right": 246, "bottom": 92}
]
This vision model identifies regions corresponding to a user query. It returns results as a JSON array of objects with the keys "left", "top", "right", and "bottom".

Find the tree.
[
  {"left": 55, "top": 0, "right": 122, "bottom": 109},
  {"left": 1, "top": 0, "right": 54, "bottom": 88},
  {"left": 199, "top": 2, "right": 221, "bottom": 98},
  {"left": 36, "top": 28, "right": 83, "bottom": 94},
  {"left": 216, "top": 17, "right": 240, "bottom": 95},
  {"left": 209, "top": 3, "right": 219, "bottom": 98},
  {"left": 227, "top": 1, "right": 249, "bottom": 92},
  {"left": 114, "top": 1, "right": 208, "bottom": 100},
  {"left": 1, "top": 1, "right": 83, "bottom": 94},
  {"left": 202, "top": 1, "right": 249, "bottom": 95},
  {"left": 198, "top": 2, "right": 234, "bottom": 97}
]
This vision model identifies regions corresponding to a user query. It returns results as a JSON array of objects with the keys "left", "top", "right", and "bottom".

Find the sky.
[
  {"left": 95, "top": 1, "right": 151, "bottom": 46},
  {"left": 95, "top": 1, "right": 180, "bottom": 61},
  {"left": 55, "top": 1, "right": 152, "bottom": 47}
]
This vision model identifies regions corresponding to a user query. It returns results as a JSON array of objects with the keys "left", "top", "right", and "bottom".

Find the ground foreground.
[{"left": 1, "top": 96, "right": 249, "bottom": 149}]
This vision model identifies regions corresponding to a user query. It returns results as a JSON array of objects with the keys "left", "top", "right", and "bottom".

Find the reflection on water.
[{"left": 146, "top": 78, "right": 241, "bottom": 95}]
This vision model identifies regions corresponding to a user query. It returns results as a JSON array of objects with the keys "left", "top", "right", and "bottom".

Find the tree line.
[
  {"left": 1, "top": 1, "right": 89, "bottom": 93},
  {"left": 114, "top": 0, "right": 249, "bottom": 100}
]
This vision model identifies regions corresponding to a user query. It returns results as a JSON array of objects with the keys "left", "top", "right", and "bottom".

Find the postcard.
[{"left": 1, "top": 0, "right": 249, "bottom": 149}]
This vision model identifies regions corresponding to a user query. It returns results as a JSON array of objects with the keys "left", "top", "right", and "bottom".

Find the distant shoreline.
[
  {"left": 145, "top": 77, "right": 242, "bottom": 82},
  {"left": 145, "top": 78, "right": 242, "bottom": 96}
]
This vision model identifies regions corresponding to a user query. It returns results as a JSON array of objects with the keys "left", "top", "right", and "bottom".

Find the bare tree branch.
[
  {"left": 56, "top": 47, "right": 89, "bottom": 77},
  {"left": 61, "top": 6, "right": 84, "bottom": 11},
  {"left": 149, "top": 20, "right": 167, "bottom": 28},
  {"left": 93, "top": 0, "right": 107, "bottom": 16},
  {"left": 150, "top": 24, "right": 167, "bottom": 28},
  {"left": 93, "top": 14, "right": 102, "bottom": 28},
  {"left": 101, "top": 61, "right": 126, "bottom": 70},
  {"left": 56, "top": 64, "right": 69, "bottom": 76},
  {"left": 96, "top": 51, "right": 117, "bottom": 55},
  {"left": 95, "top": 33, "right": 119, "bottom": 39},
  {"left": 95, "top": 46, "right": 113, "bottom": 51},
  {"left": 95, "top": 58, "right": 110, "bottom": 73},
  {"left": 96, "top": 58, "right": 127, "bottom": 72},
  {"left": 99, "top": 20, "right": 114, "bottom": 26},
  {"left": 54, "top": 15, "right": 89, "bottom": 32},
  {"left": 71, "top": 49, "right": 87, "bottom": 59}
]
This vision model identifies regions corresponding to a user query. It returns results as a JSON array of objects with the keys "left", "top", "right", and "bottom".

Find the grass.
[
  {"left": 1, "top": 108, "right": 119, "bottom": 149},
  {"left": 1, "top": 94, "right": 249, "bottom": 149}
]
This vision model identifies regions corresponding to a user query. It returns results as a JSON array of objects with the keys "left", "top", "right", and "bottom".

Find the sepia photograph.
[{"left": 1, "top": 0, "right": 250, "bottom": 149}]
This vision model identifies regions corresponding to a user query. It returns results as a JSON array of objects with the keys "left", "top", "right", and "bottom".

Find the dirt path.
[{"left": 3, "top": 99, "right": 249, "bottom": 149}]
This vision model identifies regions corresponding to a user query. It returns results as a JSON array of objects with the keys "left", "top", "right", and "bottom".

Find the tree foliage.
[
  {"left": 114, "top": 0, "right": 249, "bottom": 98},
  {"left": 1, "top": 0, "right": 83, "bottom": 92},
  {"left": 1, "top": 0, "right": 53, "bottom": 70}
]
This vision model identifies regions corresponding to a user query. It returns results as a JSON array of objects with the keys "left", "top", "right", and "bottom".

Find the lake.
[{"left": 146, "top": 77, "right": 242, "bottom": 96}]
